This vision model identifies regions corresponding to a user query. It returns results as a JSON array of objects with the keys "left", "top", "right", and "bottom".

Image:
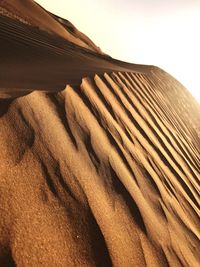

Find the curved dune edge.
[
  {"left": 0, "top": 13, "right": 152, "bottom": 93},
  {"left": 0, "top": 70, "right": 199, "bottom": 266}
]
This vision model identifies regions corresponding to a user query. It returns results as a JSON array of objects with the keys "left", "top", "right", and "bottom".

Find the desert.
[{"left": 0, "top": 1, "right": 199, "bottom": 266}]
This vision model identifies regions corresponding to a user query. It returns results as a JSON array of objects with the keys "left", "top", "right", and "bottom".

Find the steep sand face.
[
  {"left": 0, "top": 71, "right": 199, "bottom": 266},
  {"left": 0, "top": 2, "right": 200, "bottom": 266},
  {"left": 0, "top": 0, "right": 101, "bottom": 52}
]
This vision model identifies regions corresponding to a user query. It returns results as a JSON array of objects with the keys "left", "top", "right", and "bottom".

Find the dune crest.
[{"left": 0, "top": 1, "right": 200, "bottom": 266}]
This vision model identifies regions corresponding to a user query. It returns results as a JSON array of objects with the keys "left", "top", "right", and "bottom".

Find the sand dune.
[{"left": 0, "top": 1, "right": 200, "bottom": 267}]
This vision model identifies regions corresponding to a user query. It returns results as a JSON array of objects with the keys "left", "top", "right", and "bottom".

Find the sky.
[{"left": 35, "top": 0, "right": 200, "bottom": 103}]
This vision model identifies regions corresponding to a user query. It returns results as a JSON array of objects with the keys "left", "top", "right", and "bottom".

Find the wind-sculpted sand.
[{"left": 0, "top": 1, "right": 200, "bottom": 266}]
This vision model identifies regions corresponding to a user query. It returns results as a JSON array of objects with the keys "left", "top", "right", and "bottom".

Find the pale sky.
[{"left": 35, "top": 0, "right": 200, "bottom": 103}]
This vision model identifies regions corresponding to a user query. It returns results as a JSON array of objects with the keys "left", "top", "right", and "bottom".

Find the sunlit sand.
[{"left": 0, "top": 1, "right": 199, "bottom": 266}]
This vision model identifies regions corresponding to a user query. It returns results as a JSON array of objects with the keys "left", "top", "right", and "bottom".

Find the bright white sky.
[{"left": 35, "top": 0, "right": 200, "bottom": 103}]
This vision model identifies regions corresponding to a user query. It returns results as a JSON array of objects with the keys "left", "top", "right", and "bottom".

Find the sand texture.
[{"left": 0, "top": 1, "right": 200, "bottom": 266}]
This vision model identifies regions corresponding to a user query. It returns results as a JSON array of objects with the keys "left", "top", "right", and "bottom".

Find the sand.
[{"left": 0, "top": 1, "right": 200, "bottom": 266}]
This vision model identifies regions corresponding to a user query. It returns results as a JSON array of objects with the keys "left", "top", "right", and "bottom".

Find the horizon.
[{"left": 35, "top": 0, "right": 200, "bottom": 104}]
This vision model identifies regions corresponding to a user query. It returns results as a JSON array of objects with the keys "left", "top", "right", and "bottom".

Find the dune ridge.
[
  {"left": 0, "top": 13, "right": 152, "bottom": 95},
  {"left": 0, "top": 1, "right": 200, "bottom": 266}
]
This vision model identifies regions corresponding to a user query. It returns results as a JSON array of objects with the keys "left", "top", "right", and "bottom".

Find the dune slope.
[
  {"left": 0, "top": 70, "right": 200, "bottom": 267},
  {"left": 0, "top": 1, "right": 200, "bottom": 267}
]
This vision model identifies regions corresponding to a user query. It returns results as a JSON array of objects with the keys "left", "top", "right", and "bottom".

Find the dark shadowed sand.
[{"left": 0, "top": 1, "right": 200, "bottom": 266}]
